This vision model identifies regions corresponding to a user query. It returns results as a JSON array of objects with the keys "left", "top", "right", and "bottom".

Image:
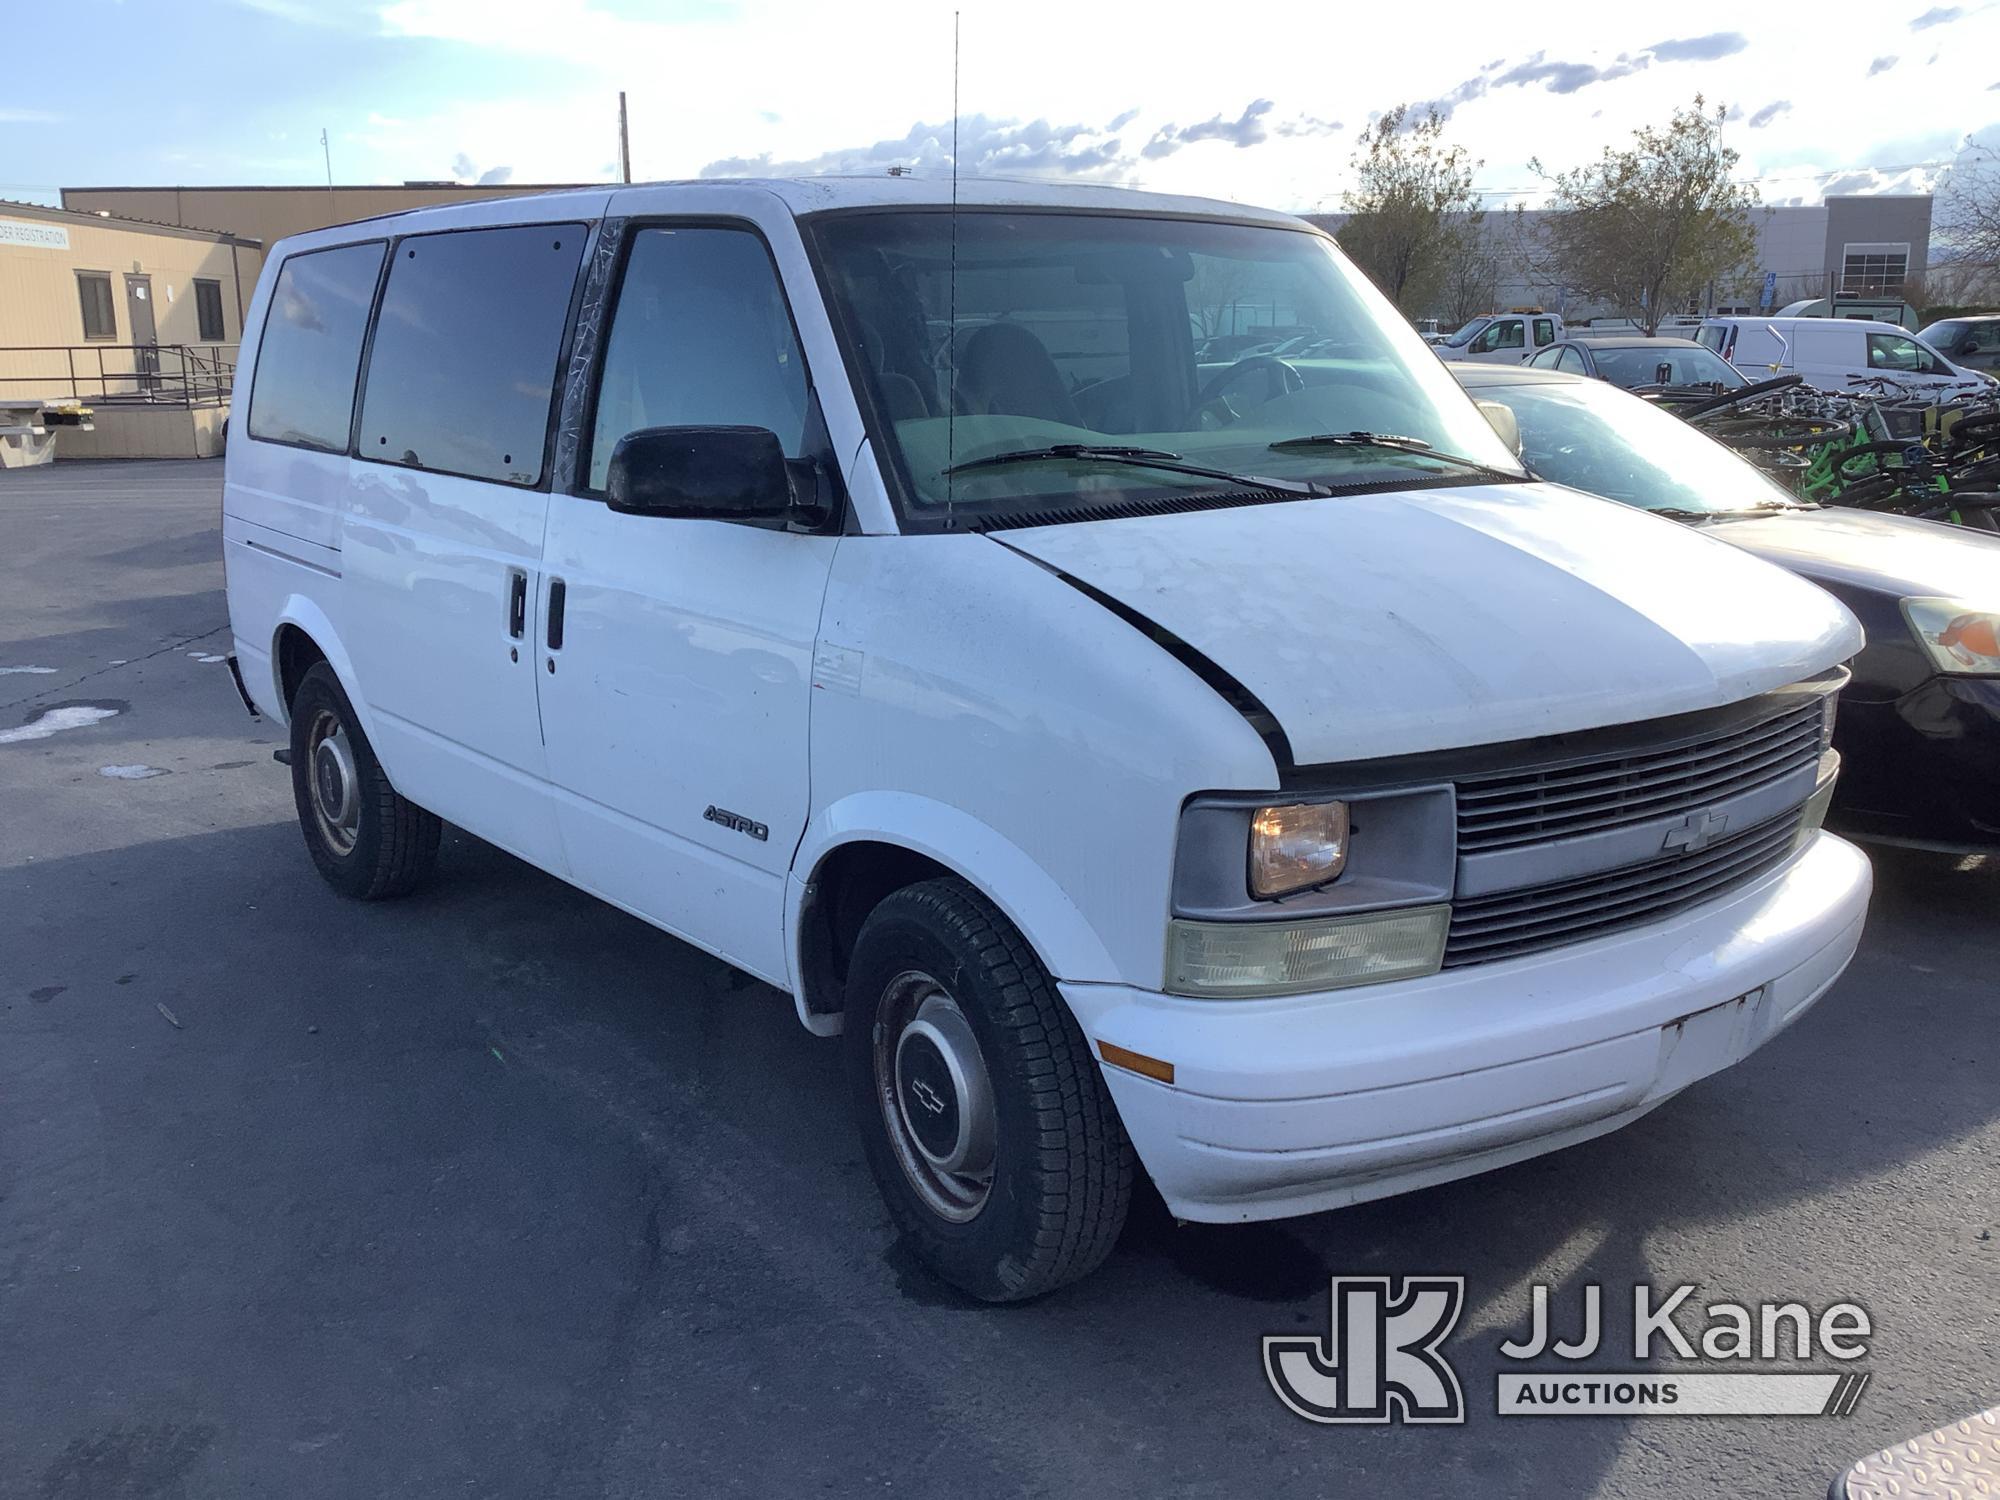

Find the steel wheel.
[
  {"left": 871, "top": 969, "right": 997, "bottom": 1223},
  {"left": 304, "top": 707, "right": 360, "bottom": 857}
]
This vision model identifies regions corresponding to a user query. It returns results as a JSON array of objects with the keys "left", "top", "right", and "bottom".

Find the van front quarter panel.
[{"left": 801, "top": 532, "right": 1279, "bottom": 992}]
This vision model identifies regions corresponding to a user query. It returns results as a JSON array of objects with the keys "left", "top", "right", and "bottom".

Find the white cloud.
[{"left": 223, "top": 0, "right": 2000, "bottom": 216}]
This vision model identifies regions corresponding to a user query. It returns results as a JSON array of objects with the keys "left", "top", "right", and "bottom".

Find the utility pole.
[
  {"left": 320, "top": 128, "right": 333, "bottom": 191},
  {"left": 618, "top": 92, "right": 632, "bottom": 184}
]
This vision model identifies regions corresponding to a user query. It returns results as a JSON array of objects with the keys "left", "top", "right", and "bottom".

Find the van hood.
[{"left": 998, "top": 484, "right": 1861, "bottom": 768}]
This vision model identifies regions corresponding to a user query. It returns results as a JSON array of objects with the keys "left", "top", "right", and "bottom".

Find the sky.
[{"left": 5, "top": 0, "right": 1996, "bottom": 213}]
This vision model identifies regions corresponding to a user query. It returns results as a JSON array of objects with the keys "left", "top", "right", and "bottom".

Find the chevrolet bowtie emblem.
[{"left": 1662, "top": 809, "right": 1729, "bottom": 855}]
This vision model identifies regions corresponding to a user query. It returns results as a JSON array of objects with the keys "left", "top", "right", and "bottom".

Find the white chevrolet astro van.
[{"left": 223, "top": 179, "right": 1871, "bottom": 1300}]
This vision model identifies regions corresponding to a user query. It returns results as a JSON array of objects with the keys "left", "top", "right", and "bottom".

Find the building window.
[
  {"left": 193, "top": 278, "right": 226, "bottom": 342},
  {"left": 76, "top": 272, "right": 117, "bottom": 340},
  {"left": 1840, "top": 243, "right": 1909, "bottom": 297}
]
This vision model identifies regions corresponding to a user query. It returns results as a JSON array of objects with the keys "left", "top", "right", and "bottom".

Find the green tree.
[
  {"left": 1339, "top": 105, "right": 1483, "bottom": 317},
  {"left": 1531, "top": 97, "right": 1759, "bottom": 334}
]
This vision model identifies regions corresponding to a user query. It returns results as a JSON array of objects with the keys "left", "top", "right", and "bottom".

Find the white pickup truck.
[{"left": 1433, "top": 309, "right": 1565, "bottom": 364}]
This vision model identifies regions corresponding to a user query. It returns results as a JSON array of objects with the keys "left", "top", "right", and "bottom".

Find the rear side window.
[
  {"left": 358, "top": 224, "right": 585, "bottom": 486},
  {"left": 248, "top": 242, "right": 386, "bottom": 452},
  {"left": 1533, "top": 318, "right": 1554, "bottom": 346}
]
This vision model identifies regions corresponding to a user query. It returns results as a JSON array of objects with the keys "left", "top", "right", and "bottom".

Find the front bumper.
[
  {"left": 1830, "top": 676, "right": 2000, "bottom": 852},
  {"left": 1061, "top": 832, "right": 1871, "bottom": 1223}
]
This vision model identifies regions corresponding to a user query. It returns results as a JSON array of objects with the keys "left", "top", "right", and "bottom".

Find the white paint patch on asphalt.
[
  {"left": 0, "top": 705, "right": 120, "bottom": 744},
  {"left": 189, "top": 653, "right": 227, "bottom": 664},
  {"left": 99, "top": 764, "right": 167, "bottom": 780},
  {"left": 0, "top": 665, "right": 58, "bottom": 675}
]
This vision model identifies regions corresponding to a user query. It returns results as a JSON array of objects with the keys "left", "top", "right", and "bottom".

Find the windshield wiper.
[
  {"left": 1642, "top": 502, "right": 1812, "bottom": 522},
  {"left": 1693, "top": 501, "right": 1817, "bottom": 518},
  {"left": 1267, "top": 431, "right": 1521, "bottom": 481},
  {"left": 941, "top": 443, "right": 1330, "bottom": 497}
]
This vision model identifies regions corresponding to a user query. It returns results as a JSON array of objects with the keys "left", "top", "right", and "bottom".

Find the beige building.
[
  {"left": 0, "top": 200, "right": 263, "bottom": 458},
  {"left": 62, "top": 182, "right": 588, "bottom": 252}
]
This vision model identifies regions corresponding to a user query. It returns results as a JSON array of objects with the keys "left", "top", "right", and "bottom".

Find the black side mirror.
[{"left": 606, "top": 426, "right": 793, "bottom": 521}]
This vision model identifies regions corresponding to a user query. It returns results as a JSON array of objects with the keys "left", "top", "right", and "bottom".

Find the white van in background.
[
  {"left": 222, "top": 178, "right": 1869, "bottom": 1301},
  {"left": 1698, "top": 315, "right": 1990, "bottom": 392},
  {"left": 1433, "top": 309, "right": 1564, "bottom": 363}
]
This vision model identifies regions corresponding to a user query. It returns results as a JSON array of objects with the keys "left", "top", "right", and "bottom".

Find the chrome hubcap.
[
  {"left": 874, "top": 971, "right": 995, "bottom": 1222},
  {"left": 305, "top": 708, "right": 360, "bottom": 856}
]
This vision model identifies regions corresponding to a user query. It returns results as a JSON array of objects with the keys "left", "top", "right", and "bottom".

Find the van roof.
[
  {"left": 274, "top": 175, "right": 1315, "bottom": 247},
  {"left": 1703, "top": 316, "right": 1871, "bottom": 330}
]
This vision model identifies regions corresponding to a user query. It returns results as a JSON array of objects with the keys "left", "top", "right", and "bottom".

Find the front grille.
[
  {"left": 1443, "top": 811, "right": 1802, "bottom": 968},
  {"left": 1454, "top": 695, "right": 1823, "bottom": 854}
]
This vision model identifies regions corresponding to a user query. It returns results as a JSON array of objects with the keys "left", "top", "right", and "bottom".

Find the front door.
[
  {"left": 123, "top": 274, "right": 158, "bottom": 393},
  {"left": 1469, "top": 317, "right": 1528, "bottom": 363},
  {"left": 538, "top": 222, "right": 840, "bottom": 985}
]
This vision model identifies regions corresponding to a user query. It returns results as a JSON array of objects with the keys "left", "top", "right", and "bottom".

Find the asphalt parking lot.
[{"left": 3, "top": 458, "right": 1997, "bottom": 1499}]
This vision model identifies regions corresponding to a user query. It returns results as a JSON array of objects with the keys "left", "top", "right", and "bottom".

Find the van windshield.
[{"left": 808, "top": 211, "right": 1525, "bottom": 528}]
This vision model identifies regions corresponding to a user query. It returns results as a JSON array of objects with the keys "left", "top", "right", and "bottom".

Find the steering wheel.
[{"left": 1191, "top": 354, "right": 1305, "bottom": 423}]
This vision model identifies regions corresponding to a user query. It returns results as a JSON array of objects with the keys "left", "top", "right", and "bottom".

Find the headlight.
[
  {"left": 1164, "top": 905, "right": 1451, "bottom": 998},
  {"left": 1248, "top": 800, "right": 1349, "bottom": 898},
  {"left": 1902, "top": 598, "right": 2000, "bottom": 676}
]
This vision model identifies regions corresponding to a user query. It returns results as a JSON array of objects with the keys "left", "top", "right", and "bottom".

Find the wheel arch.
[
  {"left": 263, "top": 596, "right": 378, "bottom": 745},
  {"left": 786, "top": 793, "right": 1121, "bottom": 1036}
]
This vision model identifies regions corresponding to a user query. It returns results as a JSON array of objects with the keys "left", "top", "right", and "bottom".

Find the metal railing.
[{"left": 0, "top": 344, "right": 238, "bottom": 407}]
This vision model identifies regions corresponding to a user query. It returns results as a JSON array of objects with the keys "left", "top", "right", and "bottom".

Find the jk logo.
[{"left": 1264, "top": 1276, "right": 1466, "bottom": 1424}]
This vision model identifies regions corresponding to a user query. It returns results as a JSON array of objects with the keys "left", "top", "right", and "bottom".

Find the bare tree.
[
  {"left": 1935, "top": 139, "right": 2000, "bottom": 279},
  {"left": 1529, "top": 97, "right": 1760, "bottom": 335},
  {"left": 1440, "top": 222, "right": 1499, "bottom": 328},
  {"left": 1338, "top": 105, "right": 1483, "bottom": 317},
  {"left": 1188, "top": 258, "right": 1252, "bottom": 340},
  {"left": 1783, "top": 271, "right": 1829, "bottom": 304}
]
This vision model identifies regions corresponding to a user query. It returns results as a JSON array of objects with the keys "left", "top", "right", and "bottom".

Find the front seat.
[{"left": 954, "top": 323, "right": 1082, "bottom": 427}]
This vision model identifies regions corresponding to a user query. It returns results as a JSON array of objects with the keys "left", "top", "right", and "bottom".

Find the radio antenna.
[{"left": 944, "top": 9, "right": 961, "bottom": 529}]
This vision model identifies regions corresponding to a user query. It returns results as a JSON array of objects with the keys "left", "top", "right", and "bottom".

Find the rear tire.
[
  {"left": 843, "top": 878, "right": 1135, "bottom": 1302},
  {"left": 288, "top": 661, "right": 440, "bottom": 899}
]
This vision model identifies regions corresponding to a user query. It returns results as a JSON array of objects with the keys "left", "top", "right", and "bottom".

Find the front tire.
[
  {"left": 288, "top": 661, "right": 440, "bottom": 899},
  {"left": 843, "top": 878, "right": 1135, "bottom": 1302}
]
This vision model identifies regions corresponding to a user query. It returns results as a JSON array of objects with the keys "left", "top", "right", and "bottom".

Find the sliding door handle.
[
  {"left": 546, "top": 578, "right": 566, "bottom": 653},
  {"left": 506, "top": 570, "right": 527, "bottom": 639}
]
